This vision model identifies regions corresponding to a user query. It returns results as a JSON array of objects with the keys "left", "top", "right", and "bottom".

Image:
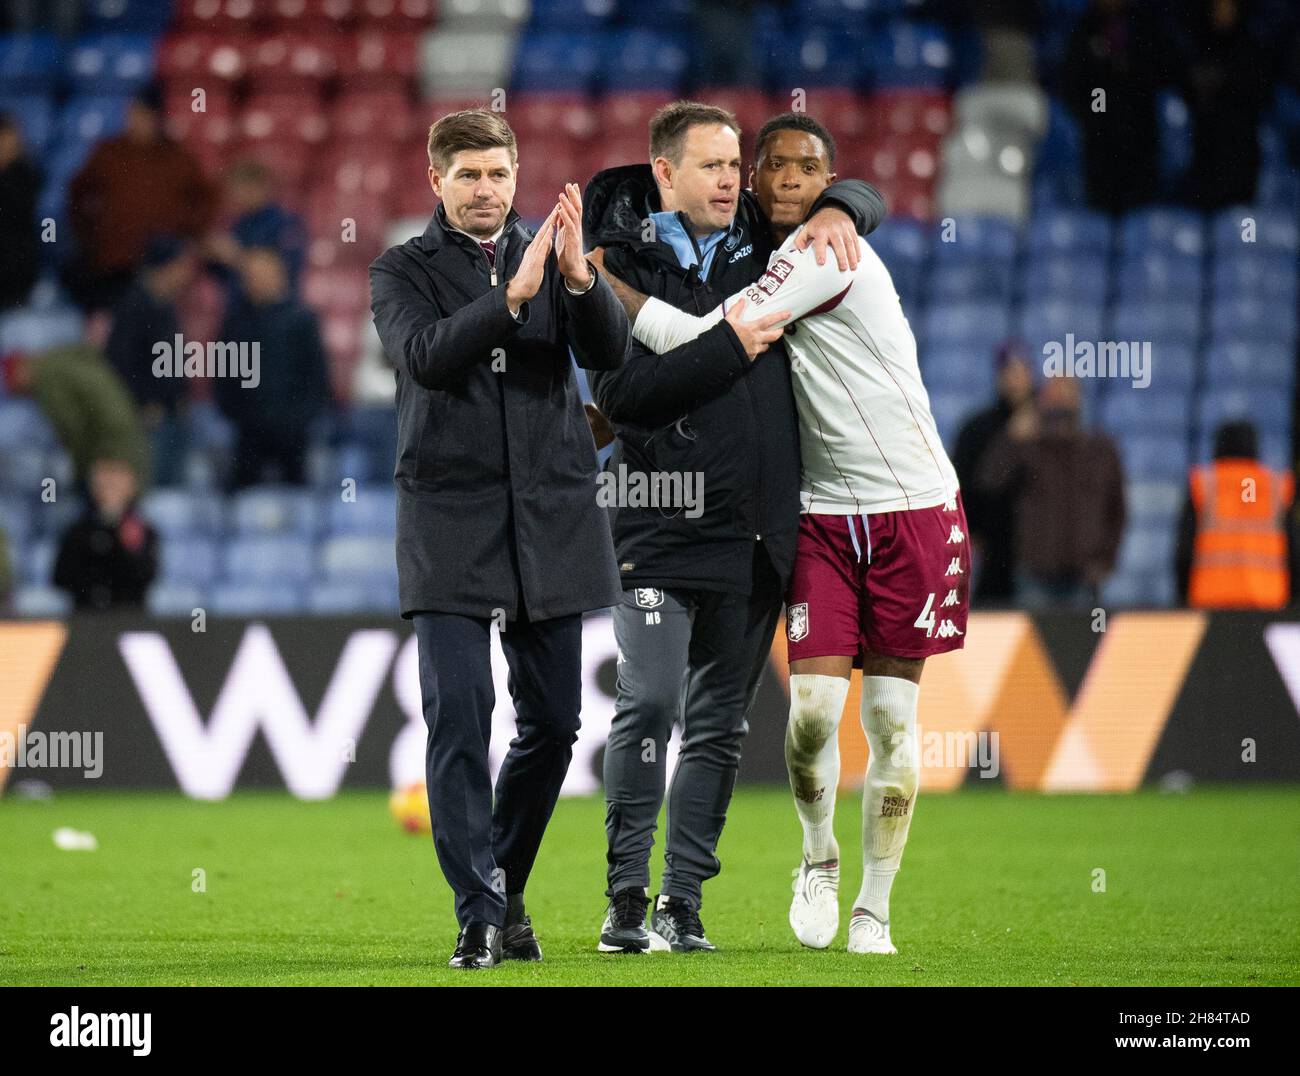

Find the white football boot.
[
  {"left": 847, "top": 908, "right": 897, "bottom": 954},
  {"left": 789, "top": 858, "right": 840, "bottom": 949}
]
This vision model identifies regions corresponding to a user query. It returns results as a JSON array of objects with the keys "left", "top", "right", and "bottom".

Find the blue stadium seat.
[
  {"left": 1195, "top": 389, "right": 1292, "bottom": 440},
  {"left": 1016, "top": 299, "right": 1105, "bottom": 355},
  {"left": 510, "top": 31, "right": 604, "bottom": 93},
  {"left": 66, "top": 33, "right": 158, "bottom": 94},
  {"left": 58, "top": 94, "right": 130, "bottom": 146},
  {"left": 930, "top": 216, "right": 1019, "bottom": 261},
  {"left": 84, "top": 0, "right": 174, "bottom": 32},
  {"left": 322, "top": 486, "right": 397, "bottom": 535},
  {"left": 1211, "top": 252, "right": 1298, "bottom": 303},
  {"left": 926, "top": 390, "right": 977, "bottom": 451},
  {"left": 34, "top": 494, "right": 84, "bottom": 538},
  {"left": 12, "top": 583, "right": 72, "bottom": 617},
  {"left": 1209, "top": 206, "right": 1300, "bottom": 257},
  {"left": 0, "top": 308, "right": 85, "bottom": 354},
  {"left": 160, "top": 537, "right": 219, "bottom": 586},
  {"left": 307, "top": 580, "right": 399, "bottom": 614},
  {"left": 317, "top": 536, "right": 397, "bottom": 581},
  {"left": 0, "top": 399, "right": 56, "bottom": 449},
  {"left": 0, "top": 494, "right": 33, "bottom": 546},
  {"left": 1119, "top": 208, "right": 1204, "bottom": 258},
  {"left": 1101, "top": 567, "right": 1175, "bottom": 608},
  {"left": 209, "top": 581, "right": 305, "bottom": 615},
  {"left": 529, "top": 0, "right": 615, "bottom": 31},
  {"left": 1115, "top": 250, "right": 1203, "bottom": 302},
  {"left": 1209, "top": 296, "right": 1297, "bottom": 343},
  {"left": 1025, "top": 207, "right": 1111, "bottom": 256},
  {"left": 222, "top": 536, "right": 316, "bottom": 583},
  {"left": 0, "top": 34, "right": 63, "bottom": 92},
  {"left": 1143, "top": 342, "right": 1197, "bottom": 392},
  {"left": 1112, "top": 522, "right": 1177, "bottom": 574},
  {"left": 921, "top": 345, "right": 998, "bottom": 399},
  {"left": 139, "top": 489, "right": 226, "bottom": 538},
  {"left": 1020, "top": 253, "right": 1108, "bottom": 304},
  {"left": 1117, "top": 434, "right": 1190, "bottom": 482},
  {"left": 21, "top": 535, "right": 55, "bottom": 584},
  {"left": 147, "top": 582, "right": 205, "bottom": 617},
  {"left": 869, "top": 21, "right": 953, "bottom": 89},
  {"left": 919, "top": 302, "right": 1010, "bottom": 351},
  {"left": 1109, "top": 301, "right": 1200, "bottom": 346},
  {"left": 1202, "top": 341, "right": 1295, "bottom": 390},
  {"left": 1156, "top": 91, "right": 1192, "bottom": 189},
  {"left": 229, "top": 487, "right": 320, "bottom": 537},
  {"left": 869, "top": 218, "right": 929, "bottom": 268},
  {"left": 1099, "top": 389, "right": 1191, "bottom": 437},
  {"left": 188, "top": 402, "right": 236, "bottom": 452},
  {"left": 928, "top": 261, "right": 1012, "bottom": 303},
  {"left": 1124, "top": 479, "right": 1184, "bottom": 524},
  {"left": 600, "top": 29, "right": 690, "bottom": 92},
  {"left": 0, "top": 93, "right": 54, "bottom": 152},
  {"left": 761, "top": 24, "right": 866, "bottom": 89}
]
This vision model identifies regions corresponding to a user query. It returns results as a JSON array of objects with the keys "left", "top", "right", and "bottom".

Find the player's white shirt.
[{"left": 634, "top": 226, "right": 959, "bottom": 515}]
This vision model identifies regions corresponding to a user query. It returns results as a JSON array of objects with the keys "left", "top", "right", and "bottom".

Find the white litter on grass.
[{"left": 53, "top": 827, "right": 98, "bottom": 852}]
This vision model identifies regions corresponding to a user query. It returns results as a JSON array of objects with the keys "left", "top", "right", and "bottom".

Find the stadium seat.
[
  {"left": 230, "top": 487, "right": 321, "bottom": 537},
  {"left": 869, "top": 21, "right": 954, "bottom": 89},
  {"left": 510, "top": 31, "right": 604, "bottom": 94},
  {"left": 1142, "top": 342, "right": 1197, "bottom": 392},
  {"left": 1211, "top": 253, "right": 1298, "bottom": 303},
  {"left": 919, "top": 301, "right": 1010, "bottom": 352},
  {"left": 0, "top": 399, "right": 57, "bottom": 449},
  {"left": 0, "top": 93, "right": 54, "bottom": 152},
  {"left": 331, "top": 89, "right": 417, "bottom": 144},
  {"left": 1209, "top": 296, "right": 1297, "bottom": 344},
  {"left": 12, "top": 583, "right": 72, "bottom": 617},
  {"left": 1110, "top": 301, "right": 1201, "bottom": 346},
  {"left": 1025, "top": 207, "right": 1111, "bottom": 256},
  {"left": 356, "top": 0, "right": 437, "bottom": 29},
  {"left": 66, "top": 32, "right": 158, "bottom": 94},
  {"left": 1016, "top": 299, "right": 1105, "bottom": 355},
  {"left": 209, "top": 580, "right": 305, "bottom": 614},
  {"left": 1202, "top": 341, "right": 1295, "bottom": 391},
  {"left": 1119, "top": 208, "right": 1204, "bottom": 258},
  {"left": 1116, "top": 434, "right": 1190, "bottom": 482},
  {"left": 1124, "top": 479, "right": 1184, "bottom": 524},
  {"left": 1019, "top": 254, "right": 1108, "bottom": 305},
  {"left": 1099, "top": 389, "right": 1191, "bottom": 437},
  {"left": 307, "top": 579, "right": 398, "bottom": 613},
  {"left": 317, "top": 535, "right": 396, "bottom": 580},
  {"left": 601, "top": 30, "right": 689, "bottom": 92},
  {"left": 340, "top": 29, "right": 420, "bottom": 89},
  {"left": 0, "top": 34, "right": 63, "bottom": 92},
  {"left": 161, "top": 537, "right": 221, "bottom": 586},
  {"left": 147, "top": 581, "right": 206, "bottom": 616},
  {"left": 1209, "top": 206, "right": 1300, "bottom": 257},
  {"left": 1195, "top": 390, "right": 1292, "bottom": 441},
  {"left": 321, "top": 486, "right": 396, "bottom": 535},
  {"left": 760, "top": 24, "right": 866, "bottom": 89},
  {"left": 140, "top": 490, "right": 227, "bottom": 538},
  {"left": 1115, "top": 251, "right": 1203, "bottom": 303},
  {"left": 0, "top": 494, "right": 34, "bottom": 546}
]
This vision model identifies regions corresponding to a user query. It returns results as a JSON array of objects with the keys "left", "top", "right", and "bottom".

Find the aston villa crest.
[{"left": 787, "top": 602, "right": 809, "bottom": 642}]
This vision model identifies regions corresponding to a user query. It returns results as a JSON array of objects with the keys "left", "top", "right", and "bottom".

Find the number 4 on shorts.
[{"left": 914, "top": 592, "right": 936, "bottom": 638}]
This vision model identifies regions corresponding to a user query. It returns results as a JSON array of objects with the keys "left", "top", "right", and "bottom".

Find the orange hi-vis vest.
[{"left": 1188, "top": 458, "right": 1293, "bottom": 609}]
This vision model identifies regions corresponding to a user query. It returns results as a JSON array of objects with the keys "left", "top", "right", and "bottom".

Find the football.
[{"left": 388, "top": 783, "right": 431, "bottom": 835}]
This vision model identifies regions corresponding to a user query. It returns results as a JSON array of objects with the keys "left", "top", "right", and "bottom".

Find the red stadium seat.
[
  {"left": 506, "top": 94, "right": 598, "bottom": 142},
  {"left": 874, "top": 90, "right": 951, "bottom": 140},
  {"left": 227, "top": 138, "right": 317, "bottom": 195},
  {"left": 240, "top": 92, "right": 330, "bottom": 145},
  {"left": 877, "top": 178, "right": 935, "bottom": 222},
  {"left": 267, "top": 0, "right": 358, "bottom": 30},
  {"left": 315, "top": 141, "right": 401, "bottom": 206},
  {"left": 355, "top": 0, "right": 438, "bottom": 30},
  {"left": 174, "top": 0, "right": 270, "bottom": 31},
  {"left": 797, "top": 88, "right": 873, "bottom": 148},
  {"left": 581, "top": 130, "right": 652, "bottom": 177},
  {"left": 598, "top": 92, "right": 675, "bottom": 138},
  {"left": 337, "top": 30, "right": 419, "bottom": 89},
  {"left": 163, "top": 83, "right": 237, "bottom": 147},
  {"left": 332, "top": 89, "right": 416, "bottom": 142},
  {"left": 864, "top": 133, "right": 939, "bottom": 186},
  {"left": 691, "top": 87, "right": 774, "bottom": 153},
  {"left": 245, "top": 31, "right": 344, "bottom": 91},
  {"left": 304, "top": 188, "right": 389, "bottom": 266},
  {"left": 304, "top": 266, "right": 371, "bottom": 316},
  {"left": 158, "top": 31, "right": 255, "bottom": 84},
  {"left": 512, "top": 134, "right": 587, "bottom": 220}
]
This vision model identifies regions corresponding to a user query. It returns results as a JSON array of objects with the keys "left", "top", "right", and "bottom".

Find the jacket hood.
[{"left": 583, "top": 164, "right": 662, "bottom": 249}]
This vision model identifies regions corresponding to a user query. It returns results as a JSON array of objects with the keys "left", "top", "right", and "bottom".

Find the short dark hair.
[
  {"left": 754, "top": 112, "right": 837, "bottom": 167},
  {"left": 648, "top": 101, "right": 741, "bottom": 166},
  {"left": 1213, "top": 420, "right": 1258, "bottom": 460},
  {"left": 427, "top": 108, "right": 517, "bottom": 172}
]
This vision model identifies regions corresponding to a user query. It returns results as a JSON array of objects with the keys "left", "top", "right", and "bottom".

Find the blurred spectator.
[
  {"left": 52, "top": 457, "right": 158, "bottom": 612},
  {"left": 2, "top": 344, "right": 151, "bottom": 490},
  {"left": 106, "top": 236, "right": 199, "bottom": 487},
  {"left": 976, "top": 377, "right": 1126, "bottom": 609},
  {"left": 64, "top": 84, "right": 216, "bottom": 312},
  {"left": 1061, "top": 0, "right": 1166, "bottom": 213},
  {"left": 0, "top": 524, "right": 12, "bottom": 613},
  {"left": 207, "top": 158, "right": 308, "bottom": 296},
  {"left": 215, "top": 246, "right": 331, "bottom": 489},
  {"left": 0, "top": 111, "right": 41, "bottom": 311},
  {"left": 1178, "top": 0, "right": 1270, "bottom": 209},
  {"left": 1176, "top": 421, "right": 1298, "bottom": 608},
  {"left": 952, "top": 340, "right": 1035, "bottom": 604}
]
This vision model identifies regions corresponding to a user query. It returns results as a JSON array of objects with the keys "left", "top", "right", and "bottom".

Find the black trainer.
[
  {"left": 598, "top": 888, "right": 660, "bottom": 953},
  {"left": 650, "top": 894, "right": 716, "bottom": 952},
  {"left": 501, "top": 914, "right": 543, "bottom": 962}
]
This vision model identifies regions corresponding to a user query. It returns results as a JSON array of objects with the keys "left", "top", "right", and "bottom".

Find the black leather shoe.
[
  {"left": 501, "top": 915, "right": 543, "bottom": 962},
  {"left": 448, "top": 921, "right": 502, "bottom": 969}
]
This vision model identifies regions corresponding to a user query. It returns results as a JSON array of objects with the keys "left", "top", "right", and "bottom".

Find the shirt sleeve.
[{"left": 632, "top": 231, "right": 855, "bottom": 355}]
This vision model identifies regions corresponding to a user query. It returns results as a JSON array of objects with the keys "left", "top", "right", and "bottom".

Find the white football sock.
[
  {"left": 785, "top": 673, "right": 850, "bottom": 864},
  {"left": 855, "top": 675, "right": 920, "bottom": 922}
]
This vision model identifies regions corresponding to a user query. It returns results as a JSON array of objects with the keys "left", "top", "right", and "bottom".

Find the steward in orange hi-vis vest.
[{"left": 1188, "top": 456, "right": 1293, "bottom": 609}]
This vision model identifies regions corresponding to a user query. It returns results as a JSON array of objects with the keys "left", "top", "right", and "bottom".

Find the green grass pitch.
[{"left": 2, "top": 785, "right": 1297, "bottom": 986}]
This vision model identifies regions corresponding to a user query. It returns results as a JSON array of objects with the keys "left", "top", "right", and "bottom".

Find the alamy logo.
[
  {"left": 152, "top": 334, "right": 261, "bottom": 388},
  {"left": 1042, "top": 334, "right": 1151, "bottom": 389},
  {"left": 50, "top": 1008, "right": 151, "bottom": 1055},
  {"left": 596, "top": 464, "right": 704, "bottom": 519}
]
